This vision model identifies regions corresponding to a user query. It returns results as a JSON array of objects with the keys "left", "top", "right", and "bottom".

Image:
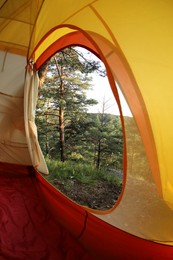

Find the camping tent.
[{"left": 1, "top": 0, "right": 173, "bottom": 258}]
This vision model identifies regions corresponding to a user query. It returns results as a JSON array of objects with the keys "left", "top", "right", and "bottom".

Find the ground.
[{"left": 51, "top": 179, "right": 122, "bottom": 210}]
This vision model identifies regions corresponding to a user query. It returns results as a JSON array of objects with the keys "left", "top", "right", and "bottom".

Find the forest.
[{"left": 36, "top": 47, "right": 124, "bottom": 209}]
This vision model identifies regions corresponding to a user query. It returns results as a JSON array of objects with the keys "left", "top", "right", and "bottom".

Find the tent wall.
[
  {"left": 36, "top": 169, "right": 173, "bottom": 259},
  {"left": 98, "top": 116, "right": 173, "bottom": 244},
  {"left": 29, "top": 0, "right": 173, "bottom": 208},
  {"left": 1, "top": 0, "right": 173, "bottom": 258},
  {"left": 33, "top": 29, "right": 173, "bottom": 245},
  {"left": 2, "top": 161, "right": 173, "bottom": 259},
  {"left": 1, "top": 1, "right": 173, "bottom": 204},
  {"left": 0, "top": 0, "right": 42, "bottom": 56},
  {"left": 0, "top": 51, "right": 31, "bottom": 165}
]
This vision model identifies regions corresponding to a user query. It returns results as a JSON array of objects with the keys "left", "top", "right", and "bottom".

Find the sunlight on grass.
[{"left": 45, "top": 157, "right": 121, "bottom": 186}]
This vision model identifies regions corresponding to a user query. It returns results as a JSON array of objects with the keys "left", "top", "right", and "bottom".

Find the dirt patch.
[{"left": 52, "top": 179, "right": 122, "bottom": 210}]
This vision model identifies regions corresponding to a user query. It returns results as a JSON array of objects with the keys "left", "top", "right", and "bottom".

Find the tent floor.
[{"left": 0, "top": 171, "right": 91, "bottom": 259}]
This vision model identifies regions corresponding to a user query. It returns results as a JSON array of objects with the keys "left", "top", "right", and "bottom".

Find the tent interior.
[{"left": 1, "top": 0, "right": 173, "bottom": 259}]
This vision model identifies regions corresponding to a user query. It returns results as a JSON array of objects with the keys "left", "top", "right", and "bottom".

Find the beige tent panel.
[{"left": 0, "top": 50, "right": 31, "bottom": 164}]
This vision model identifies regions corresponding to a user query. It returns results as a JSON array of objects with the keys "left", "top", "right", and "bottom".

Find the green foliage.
[
  {"left": 45, "top": 158, "right": 121, "bottom": 186},
  {"left": 36, "top": 46, "right": 99, "bottom": 161},
  {"left": 36, "top": 46, "right": 123, "bottom": 173},
  {"left": 36, "top": 46, "right": 125, "bottom": 209}
]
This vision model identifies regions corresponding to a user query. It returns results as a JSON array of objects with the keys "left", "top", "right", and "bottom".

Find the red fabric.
[
  {"left": 36, "top": 172, "right": 173, "bottom": 260},
  {"left": 1, "top": 164, "right": 173, "bottom": 259},
  {"left": 0, "top": 171, "right": 92, "bottom": 260},
  {"left": 36, "top": 172, "right": 87, "bottom": 238},
  {"left": 81, "top": 213, "right": 173, "bottom": 260}
]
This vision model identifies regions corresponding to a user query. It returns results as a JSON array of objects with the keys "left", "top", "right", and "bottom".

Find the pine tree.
[
  {"left": 85, "top": 98, "right": 123, "bottom": 171},
  {"left": 37, "top": 47, "right": 99, "bottom": 161}
]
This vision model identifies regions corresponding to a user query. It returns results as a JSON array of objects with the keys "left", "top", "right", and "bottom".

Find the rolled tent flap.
[
  {"left": 24, "top": 64, "right": 49, "bottom": 174},
  {"left": 0, "top": 49, "right": 48, "bottom": 173}
]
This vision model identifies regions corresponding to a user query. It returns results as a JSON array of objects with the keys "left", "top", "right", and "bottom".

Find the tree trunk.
[
  {"left": 45, "top": 114, "right": 49, "bottom": 157},
  {"left": 96, "top": 139, "right": 101, "bottom": 169},
  {"left": 54, "top": 56, "right": 65, "bottom": 162},
  {"left": 59, "top": 107, "right": 65, "bottom": 162}
]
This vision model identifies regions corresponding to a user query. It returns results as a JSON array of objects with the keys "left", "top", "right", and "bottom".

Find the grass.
[
  {"left": 44, "top": 157, "right": 121, "bottom": 186},
  {"left": 43, "top": 158, "right": 123, "bottom": 210}
]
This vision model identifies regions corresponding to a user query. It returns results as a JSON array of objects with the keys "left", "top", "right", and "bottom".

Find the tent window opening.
[{"left": 36, "top": 46, "right": 123, "bottom": 210}]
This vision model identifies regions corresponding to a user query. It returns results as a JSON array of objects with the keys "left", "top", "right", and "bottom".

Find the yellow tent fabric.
[{"left": 1, "top": 0, "right": 173, "bottom": 249}]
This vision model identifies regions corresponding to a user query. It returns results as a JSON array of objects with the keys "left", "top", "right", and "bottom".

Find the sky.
[
  {"left": 75, "top": 46, "right": 132, "bottom": 117},
  {"left": 86, "top": 73, "right": 132, "bottom": 117}
]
